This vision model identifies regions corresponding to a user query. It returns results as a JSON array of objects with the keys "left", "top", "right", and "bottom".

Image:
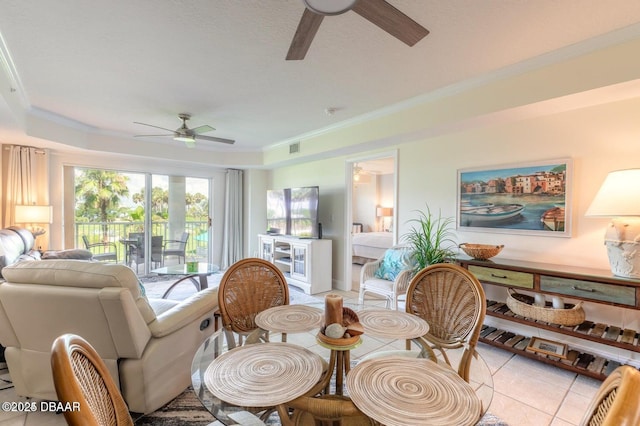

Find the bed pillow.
[{"left": 374, "top": 247, "right": 417, "bottom": 281}]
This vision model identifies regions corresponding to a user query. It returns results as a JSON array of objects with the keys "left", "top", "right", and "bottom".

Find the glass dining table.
[{"left": 191, "top": 302, "right": 494, "bottom": 426}]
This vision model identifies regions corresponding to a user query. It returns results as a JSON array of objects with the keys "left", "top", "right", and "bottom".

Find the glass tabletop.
[
  {"left": 191, "top": 303, "right": 494, "bottom": 425},
  {"left": 151, "top": 262, "right": 219, "bottom": 275}
]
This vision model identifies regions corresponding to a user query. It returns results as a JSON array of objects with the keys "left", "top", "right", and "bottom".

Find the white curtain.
[
  {"left": 2, "top": 145, "right": 46, "bottom": 227},
  {"left": 222, "top": 169, "right": 243, "bottom": 269}
]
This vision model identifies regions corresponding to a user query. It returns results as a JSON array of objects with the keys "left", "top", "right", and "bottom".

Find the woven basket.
[
  {"left": 459, "top": 243, "right": 504, "bottom": 260},
  {"left": 506, "top": 288, "right": 585, "bottom": 326}
]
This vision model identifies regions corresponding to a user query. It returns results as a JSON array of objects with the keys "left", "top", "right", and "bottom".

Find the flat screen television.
[
  {"left": 266, "top": 186, "right": 319, "bottom": 238},
  {"left": 289, "top": 186, "right": 319, "bottom": 238},
  {"left": 266, "top": 189, "right": 289, "bottom": 234}
]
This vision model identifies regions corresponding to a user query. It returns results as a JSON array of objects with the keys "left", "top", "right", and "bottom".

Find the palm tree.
[{"left": 75, "top": 169, "right": 130, "bottom": 241}]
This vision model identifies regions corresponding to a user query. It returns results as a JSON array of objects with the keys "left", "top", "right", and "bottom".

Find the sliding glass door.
[{"left": 73, "top": 167, "right": 211, "bottom": 275}]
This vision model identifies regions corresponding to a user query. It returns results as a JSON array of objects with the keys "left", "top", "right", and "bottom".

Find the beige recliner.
[{"left": 0, "top": 259, "right": 218, "bottom": 414}]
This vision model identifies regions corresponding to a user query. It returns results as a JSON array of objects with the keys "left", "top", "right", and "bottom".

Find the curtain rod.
[{"left": 3, "top": 145, "right": 46, "bottom": 154}]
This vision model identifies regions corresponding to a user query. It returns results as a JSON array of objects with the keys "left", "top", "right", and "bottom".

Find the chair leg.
[{"left": 358, "top": 288, "right": 365, "bottom": 304}]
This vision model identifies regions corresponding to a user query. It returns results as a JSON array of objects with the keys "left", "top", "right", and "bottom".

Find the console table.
[
  {"left": 257, "top": 234, "right": 332, "bottom": 294},
  {"left": 457, "top": 257, "right": 640, "bottom": 380}
]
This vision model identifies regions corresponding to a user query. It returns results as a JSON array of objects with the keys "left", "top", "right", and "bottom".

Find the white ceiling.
[{"left": 1, "top": 1, "right": 640, "bottom": 164}]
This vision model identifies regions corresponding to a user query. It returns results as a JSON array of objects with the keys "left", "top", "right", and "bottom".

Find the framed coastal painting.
[{"left": 457, "top": 159, "right": 572, "bottom": 237}]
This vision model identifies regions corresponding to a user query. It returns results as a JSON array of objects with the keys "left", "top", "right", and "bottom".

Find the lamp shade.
[
  {"left": 14, "top": 205, "right": 53, "bottom": 224},
  {"left": 376, "top": 207, "right": 393, "bottom": 217},
  {"left": 585, "top": 169, "right": 640, "bottom": 217}
]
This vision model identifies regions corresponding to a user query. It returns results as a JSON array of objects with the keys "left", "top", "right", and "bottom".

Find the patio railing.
[{"left": 76, "top": 221, "right": 209, "bottom": 264}]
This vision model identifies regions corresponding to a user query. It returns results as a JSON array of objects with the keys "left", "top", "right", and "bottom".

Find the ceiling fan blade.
[
  {"left": 286, "top": 9, "right": 324, "bottom": 60},
  {"left": 134, "top": 134, "right": 174, "bottom": 138},
  {"left": 195, "top": 134, "right": 236, "bottom": 145},
  {"left": 191, "top": 124, "right": 215, "bottom": 134},
  {"left": 352, "top": 0, "right": 429, "bottom": 46},
  {"left": 133, "top": 122, "right": 176, "bottom": 133}
]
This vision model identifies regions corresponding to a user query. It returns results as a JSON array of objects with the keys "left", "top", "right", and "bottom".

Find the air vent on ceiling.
[{"left": 289, "top": 142, "right": 300, "bottom": 154}]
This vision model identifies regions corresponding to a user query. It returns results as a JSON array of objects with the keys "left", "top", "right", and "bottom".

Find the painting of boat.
[
  {"left": 460, "top": 202, "right": 494, "bottom": 212},
  {"left": 541, "top": 207, "right": 565, "bottom": 231},
  {"left": 461, "top": 203, "right": 524, "bottom": 224}
]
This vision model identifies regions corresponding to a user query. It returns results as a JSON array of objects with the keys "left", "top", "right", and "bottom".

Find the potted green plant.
[{"left": 403, "top": 205, "right": 458, "bottom": 270}]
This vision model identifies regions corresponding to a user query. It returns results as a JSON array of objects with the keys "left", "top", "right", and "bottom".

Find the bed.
[{"left": 352, "top": 231, "right": 394, "bottom": 263}]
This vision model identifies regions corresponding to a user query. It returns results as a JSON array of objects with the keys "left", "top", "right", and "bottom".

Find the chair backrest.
[
  {"left": 82, "top": 235, "right": 91, "bottom": 249},
  {"left": 179, "top": 232, "right": 189, "bottom": 246},
  {"left": 580, "top": 365, "right": 640, "bottom": 426},
  {"left": 405, "top": 263, "right": 486, "bottom": 381},
  {"left": 51, "top": 333, "right": 134, "bottom": 426},
  {"left": 218, "top": 258, "right": 289, "bottom": 335}
]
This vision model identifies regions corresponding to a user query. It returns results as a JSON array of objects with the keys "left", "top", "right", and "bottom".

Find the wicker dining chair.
[
  {"left": 277, "top": 394, "right": 377, "bottom": 426},
  {"left": 405, "top": 263, "right": 486, "bottom": 382},
  {"left": 579, "top": 365, "right": 640, "bottom": 426},
  {"left": 51, "top": 333, "right": 134, "bottom": 426},
  {"left": 217, "top": 258, "right": 290, "bottom": 347}
]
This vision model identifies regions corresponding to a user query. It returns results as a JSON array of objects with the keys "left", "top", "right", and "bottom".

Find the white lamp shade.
[
  {"left": 376, "top": 207, "right": 393, "bottom": 217},
  {"left": 14, "top": 205, "right": 53, "bottom": 224},
  {"left": 585, "top": 169, "right": 640, "bottom": 217}
]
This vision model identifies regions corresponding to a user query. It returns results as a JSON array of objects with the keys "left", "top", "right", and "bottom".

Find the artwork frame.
[
  {"left": 527, "top": 336, "right": 568, "bottom": 359},
  {"left": 457, "top": 158, "right": 572, "bottom": 237}
]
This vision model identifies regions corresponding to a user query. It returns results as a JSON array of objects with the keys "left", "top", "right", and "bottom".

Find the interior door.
[{"left": 345, "top": 153, "right": 397, "bottom": 292}]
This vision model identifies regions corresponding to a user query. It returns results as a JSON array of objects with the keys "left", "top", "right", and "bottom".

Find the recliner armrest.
[{"left": 147, "top": 287, "right": 218, "bottom": 337}]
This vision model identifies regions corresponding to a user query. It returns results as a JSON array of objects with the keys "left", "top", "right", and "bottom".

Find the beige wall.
[{"left": 268, "top": 95, "right": 640, "bottom": 286}]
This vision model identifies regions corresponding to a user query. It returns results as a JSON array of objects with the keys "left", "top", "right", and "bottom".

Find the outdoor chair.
[
  {"left": 128, "top": 235, "right": 163, "bottom": 272},
  {"left": 162, "top": 231, "right": 189, "bottom": 265},
  {"left": 82, "top": 235, "right": 118, "bottom": 263}
]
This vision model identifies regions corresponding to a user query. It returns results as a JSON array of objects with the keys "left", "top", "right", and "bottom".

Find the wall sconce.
[
  {"left": 14, "top": 205, "right": 53, "bottom": 237},
  {"left": 585, "top": 169, "right": 640, "bottom": 278},
  {"left": 376, "top": 207, "right": 393, "bottom": 232}
]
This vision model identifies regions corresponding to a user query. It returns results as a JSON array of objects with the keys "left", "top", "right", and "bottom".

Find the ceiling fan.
[
  {"left": 134, "top": 113, "right": 235, "bottom": 147},
  {"left": 286, "top": 0, "right": 429, "bottom": 60}
]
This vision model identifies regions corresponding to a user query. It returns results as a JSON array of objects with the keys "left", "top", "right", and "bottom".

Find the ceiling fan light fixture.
[
  {"left": 174, "top": 135, "right": 195, "bottom": 143},
  {"left": 302, "top": 0, "right": 357, "bottom": 15}
]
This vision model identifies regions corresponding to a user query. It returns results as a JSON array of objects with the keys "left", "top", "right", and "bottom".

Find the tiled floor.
[{"left": 0, "top": 287, "right": 603, "bottom": 426}]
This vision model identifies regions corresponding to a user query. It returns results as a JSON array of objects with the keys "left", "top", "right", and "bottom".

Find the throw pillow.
[
  {"left": 374, "top": 247, "right": 417, "bottom": 281},
  {"left": 137, "top": 278, "right": 147, "bottom": 298}
]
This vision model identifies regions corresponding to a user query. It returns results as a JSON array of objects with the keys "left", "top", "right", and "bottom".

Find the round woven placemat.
[
  {"left": 346, "top": 357, "right": 481, "bottom": 426},
  {"left": 255, "top": 305, "right": 324, "bottom": 333},
  {"left": 204, "top": 342, "right": 324, "bottom": 407},
  {"left": 357, "top": 308, "right": 430, "bottom": 339}
]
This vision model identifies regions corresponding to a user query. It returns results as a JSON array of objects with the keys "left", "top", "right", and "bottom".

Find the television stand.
[{"left": 258, "top": 234, "right": 332, "bottom": 294}]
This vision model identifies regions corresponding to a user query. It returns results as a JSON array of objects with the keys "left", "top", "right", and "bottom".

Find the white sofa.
[{"left": 0, "top": 259, "right": 218, "bottom": 414}]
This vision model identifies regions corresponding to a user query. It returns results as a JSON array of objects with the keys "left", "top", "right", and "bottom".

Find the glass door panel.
[{"left": 152, "top": 175, "right": 211, "bottom": 269}]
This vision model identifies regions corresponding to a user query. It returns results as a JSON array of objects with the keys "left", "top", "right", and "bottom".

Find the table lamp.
[
  {"left": 585, "top": 169, "right": 640, "bottom": 278},
  {"left": 376, "top": 206, "right": 393, "bottom": 232},
  {"left": 14, "top": 204, "right": 53, "bottom": 237}
]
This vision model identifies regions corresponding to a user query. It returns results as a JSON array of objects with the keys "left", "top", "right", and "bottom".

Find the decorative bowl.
[{"left": 459, "top": 243, "right": 504, "bottom": 260}]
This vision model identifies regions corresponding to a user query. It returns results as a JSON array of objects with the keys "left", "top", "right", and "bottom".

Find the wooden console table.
[{"left": 457, "top": 257, "right": 640, "bottom": 380}]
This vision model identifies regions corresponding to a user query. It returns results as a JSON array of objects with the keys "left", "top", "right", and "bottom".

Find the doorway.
[{"left": 345, "top": 152, "right": 397, "bottom": 292}]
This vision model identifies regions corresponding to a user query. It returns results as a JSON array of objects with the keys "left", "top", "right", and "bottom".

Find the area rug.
[{"left": 134, "top": 386, "right": 509, "bottom": 425}]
